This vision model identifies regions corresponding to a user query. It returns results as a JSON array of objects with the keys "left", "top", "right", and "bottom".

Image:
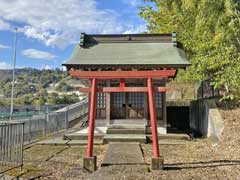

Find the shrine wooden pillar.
[{"left": 106, "top": 80, "right": 111, "bottom": 125}]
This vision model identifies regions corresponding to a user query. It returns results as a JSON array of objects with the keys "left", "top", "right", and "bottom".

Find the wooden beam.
[
  {"left": 70, "top": 70, "right": 176, "bottom": 79},
  {"left": 80, "top": 87, "right": 167, "bottom": 93}
]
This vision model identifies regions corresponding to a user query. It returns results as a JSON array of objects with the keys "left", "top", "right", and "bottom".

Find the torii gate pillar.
[
  {"left": 148, "top": 78, "right": 164, "bottom": 170},
  {"left": 83, "top": 78, "right": 97, "bottom": 172}
]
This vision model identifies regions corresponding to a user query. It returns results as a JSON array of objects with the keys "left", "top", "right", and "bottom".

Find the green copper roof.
[{"left": 64, "top": 34, "right": 190, "bottom": 69}]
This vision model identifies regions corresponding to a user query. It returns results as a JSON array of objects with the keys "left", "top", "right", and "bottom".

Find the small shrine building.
[{"left": 63, "top": 33, "right": 190, "bottom": 170}]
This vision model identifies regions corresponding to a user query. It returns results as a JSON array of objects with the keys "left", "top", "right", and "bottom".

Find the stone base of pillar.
[
  {"left": 83, "top": 156, "right": 97, "bottom": 172},
  {"left": 151, "top": 156, "right": 164, "bottom": 170}
]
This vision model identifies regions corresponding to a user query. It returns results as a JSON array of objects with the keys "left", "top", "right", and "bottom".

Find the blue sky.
[{"left": 0, "top": 0, "right": 153, "bottom": 70}]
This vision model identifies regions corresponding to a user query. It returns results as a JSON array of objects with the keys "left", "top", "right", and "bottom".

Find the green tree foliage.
[
  {"left": 0, "top": 68, "right": 67, "bottom": 98},
  {"left": 55, "top": 80, "right": 73, "bottom": 92},
  {"left": 46, "top": 92, "right": 59, "bottom": 104},
  {"left": 140, "top": 0, "right": 240, "bottom": 99},
  {"left": 57, "top": 94, "right": 79, "bottom": 104}
]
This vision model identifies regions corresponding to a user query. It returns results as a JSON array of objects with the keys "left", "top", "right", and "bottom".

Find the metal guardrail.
[{"left": 0, "top": 121, "right": 24, "bottom": 174}]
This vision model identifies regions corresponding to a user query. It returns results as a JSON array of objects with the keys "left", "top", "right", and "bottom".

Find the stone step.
[
  {"left": 146, "top": 126, "right": 167, "bottom": 134},
  {"left": 106, "top": 128, "right": 145, "bottom": 134},
  {"left": 63, "top": 133, "right": 104, "bottom": 141},
  {"left": 146, "top": 133, "right": 191, "bottom": 142},
  {"left": 108, "top": 124, "right": 146, "bottom": 129},
  {"left": 103, "top": 134, "right": 146, "bottom": 144}
]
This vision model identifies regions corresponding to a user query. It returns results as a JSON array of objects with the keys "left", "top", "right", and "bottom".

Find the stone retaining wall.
[{"left": 189, "top": 99, "right": 224, "bottom": 139}]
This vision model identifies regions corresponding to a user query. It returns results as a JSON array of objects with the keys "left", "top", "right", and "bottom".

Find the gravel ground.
[
  {"left": 7, "top": 145, "right": 108, "bottom": 179},
  {"left": 5, "top": 108, "right": 240, "bottom": 180},
  {"left": 140, "top": 107, "right": 240, "bottom": 180}
]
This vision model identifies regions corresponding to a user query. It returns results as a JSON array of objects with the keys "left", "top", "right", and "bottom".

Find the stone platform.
[{"left": 37, "top": 122, "right": 191, "bottom": 145}]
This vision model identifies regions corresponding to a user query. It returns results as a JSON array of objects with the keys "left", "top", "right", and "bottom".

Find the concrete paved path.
[
  {"left": 88, "top": 165, "right": 150, "bottom": 180},
  {"left": 88, "top": 143, "right": 148, "bottom": 180},
  {"left": 101, "top": 142, "right": 145, "bottom": 166}
]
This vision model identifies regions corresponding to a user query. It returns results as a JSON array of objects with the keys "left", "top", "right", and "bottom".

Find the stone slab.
[
  {"left": 103, "top": 134, "right": 146, "bottom": 143},
  {"left": 74, "top": 127, "right": 107, "bottom": 134},
  {"left": 36, "top": 137, "right": 103, "bottom": 145},
  {"left": 101, "top": 142, "right": 145, "bottom": 166},
  {"left": 63, "top": 133, "right": 104, "bottom": 141}
]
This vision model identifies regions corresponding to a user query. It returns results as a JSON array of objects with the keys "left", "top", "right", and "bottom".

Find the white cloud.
[
  {"left": 43, "top": 65, "right": 52, "bottom": 70},
  {"left": 122, "top": 0, "right": 141, "bottom": 7},
  {"left": 123, "top": 24, "right": 147, "bottom": 34},
  {"left": 61, "top": 66, "right": 67, "bottom": 71},
  {"left": 0, "top": 0, "right": 126, "bottom": 48},
  {"left": 0, "top": 19, "right": 11, "bottom": 30},
  {"left": 0, "top": 44, "right": 10, "bottom": 49},
  {"left": 22, "top": 49, "right": 57, "bottom": 60},
  {"left": 0, "top": 61, "right": 12, "bottom": 69}
]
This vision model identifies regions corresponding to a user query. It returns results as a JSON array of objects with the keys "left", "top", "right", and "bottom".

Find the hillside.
[{"left": 0, "top": 68, "right": 87, "bottom": 106}]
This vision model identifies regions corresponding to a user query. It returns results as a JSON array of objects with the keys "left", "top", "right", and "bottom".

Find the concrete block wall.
[{"left": 189, "top": 99, "right": 224, "bottom": 140}]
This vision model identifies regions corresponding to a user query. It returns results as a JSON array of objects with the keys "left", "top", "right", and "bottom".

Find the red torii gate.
[{"left": 70, "top": 69, "right": 176, "bottom": 170}]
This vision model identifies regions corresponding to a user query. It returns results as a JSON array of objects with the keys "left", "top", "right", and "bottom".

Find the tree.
[
  {"left": 33, "top": 96, "right": 46, "bottom": 107},
  {"left": 139, "top": 0, "right": 240, "bottom": 99},
  {"left": 46, "top": 93, "right": 59, "bottom": 104},
  {"left": 55, "top": 81, "right": 72, "bottom": 92}
]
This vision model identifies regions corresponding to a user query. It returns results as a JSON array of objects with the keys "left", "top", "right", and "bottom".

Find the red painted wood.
[
  {"left": 120, "top": 79, "right": 125, "bottom": 88},
  {"left": 80, "top": 87, "right": 167, "bottom": 93},
  {"left": 70, "top": 70, "right": 176, "bottom": 79},
  {"left": 147, "top": 78, "right": 160, "bottom": 157},
  {"left": 87, "top": 78, "right": 97, "bottom": 157}
]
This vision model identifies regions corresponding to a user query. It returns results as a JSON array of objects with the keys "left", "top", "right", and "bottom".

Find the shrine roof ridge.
[{"left": 80, "top": 33, "right": 175, "bottom": 45}]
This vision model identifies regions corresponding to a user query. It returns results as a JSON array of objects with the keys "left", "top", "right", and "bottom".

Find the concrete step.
[
  {"left": 63, "top": 133, "right": 104, "bottom": 141},
  {"left": 108, "top": 124, "right": 146, "bottom": 129},
  {"left": 146, "top": 133, "right": 191, "bottom": 142},
  {"left": 103, "top": 134, "right": 146, "bottom": 144},
  {"left": 106, "top": 128, "right": 145, "bottom": 134}
]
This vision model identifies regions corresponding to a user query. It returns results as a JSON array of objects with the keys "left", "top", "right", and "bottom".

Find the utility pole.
[{"left": 10, "top": 28, "right": 18, "bottom": 120}]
